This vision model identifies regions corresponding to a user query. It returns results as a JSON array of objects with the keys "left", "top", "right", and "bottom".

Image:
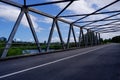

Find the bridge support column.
[
  {"left": 25, "top": 9, "right": 41, "bottom": 53},
  {"left": 46, "top": 19, "right": 55, "bottom": 51},
  {"left": 95, "top": 32, "right": 98, "bottom": 45},
  {"left": 1, "top": 9, "right": 24, "bottom": 58},
  {"left": 90, "top": 31, "right": 94, "bottom": 46},
  {"left": 91, "top": 31, "right": 93, "bottom": 46},
  {"left": 89, "top": 30, "right": 93, "bottom": 46},
  {"left": 98, "top": 33, "right": 101, "bottom": 44},
  {"left": 97, "top": 33, "right": 99, "bottom": 45},
  {"left": 85, "top": 29, "right": 89, "bottom": 47},
  {"left": 93, "top": 32, "right": 96, "bottom": 45},
  {"left": 78, "top": 28, "right": 82, "bottom": 47},
  {"left": 81, "top": 28, "right": 85, "bottom": 47},
  {"left": 66, "top": 24, "right": 72, "bottom": 49},
  {"left": 71, "top": 25, "right": 77, "bottom": 47},
  {"left": 55, "top": 20, "right": 65, "bottom": 49},
  {"left": 92, "top": 32, "right": 95, "bottom": 46},
  {"left": 66, "top": 24, "right": 77, "bottom": 49},
  {"left": 46, "top": 18, "right": 65, "bottom": 51}
]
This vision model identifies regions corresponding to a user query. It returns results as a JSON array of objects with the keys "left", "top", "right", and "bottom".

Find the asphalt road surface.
[{"left": 0, "top": 43, "right": 120, "bottom": 80}]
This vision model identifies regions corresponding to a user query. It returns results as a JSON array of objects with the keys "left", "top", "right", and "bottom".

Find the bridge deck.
[{"left": 0, "top": 43, "right": 120, "bottom": 80}]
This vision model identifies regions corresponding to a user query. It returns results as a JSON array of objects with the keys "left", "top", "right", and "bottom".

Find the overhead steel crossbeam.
[
  {"left": 59, "top": 10, "right": 120, "bottom": 18},
  {"left": 81, "top": 12, "right": 120, "bottom": 27},
  {"left": 56, "top": 1, "right": 74, "bottom": 18},
  {"left": 89, "top": 24, "right": 120, "bottom": 32},
  {"left": 97, "top": 26, "right": 120, "bottom": 32},
  {"left": 88, "top": 20, "right": 120, "bottom": 29},
  {"left": 27, "top": 0, "right": 78, "bottom": 7},
  {"left": 99, "top": 30, "right": 120, "bottom": 33},
  {"left": 98, "top": 28, "right": 120, "bottom": 33},
  {"left": 0, "top": 0, "right": 119, "bottom": 32},
  {"left": 94, "top": 26, "right": 120, "bottom": 31},
  {"left": 0, "top": 0, "right": 77, "bottom": 25},
  {"left": 76, "top": 18, "right": 120, "bottom": 23},
  {"left": 92, "top": 25, "right": 120, "bottom": 30},
  {"left": 71, "top": 0, "right": 120, "bottom": 24},
  {"left": 1, "top": 0, "right": 119, "bottom": 33},
  {"left": 28, "top": 7, "right": 88, "bottom": 30},
  {"left": 90, "top": 23, "right": 120, "bottom": 29},
  {"left": 95, "top": 28, "right": 120, "bottom": 33}
]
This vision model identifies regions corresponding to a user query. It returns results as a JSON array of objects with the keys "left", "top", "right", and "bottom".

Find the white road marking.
[{"left": 0, "top": 45, "right": 109, "bottom": 79}]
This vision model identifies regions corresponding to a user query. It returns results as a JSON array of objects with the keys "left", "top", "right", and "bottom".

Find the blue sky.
[{"left": 0, "top": 0, "right": 120, "bottom": 42}]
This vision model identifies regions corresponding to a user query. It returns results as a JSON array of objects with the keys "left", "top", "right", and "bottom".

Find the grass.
[
  {"left": 0, "top": 42, "right": 84, "bottom": 57},
  {"left": 7, "top": 48, "right": 22, "bottom": 56}
]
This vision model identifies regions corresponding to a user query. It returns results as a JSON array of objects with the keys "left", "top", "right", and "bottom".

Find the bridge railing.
[{"left": 1, "top": 0, "right": 119, "bottom": 58}]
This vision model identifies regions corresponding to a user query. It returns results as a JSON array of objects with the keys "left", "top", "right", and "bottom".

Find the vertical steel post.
[
  {"left": 55, "top": 19, "right": 65, "bottom": 49},
  {"left": 95, "top": 32, "right": 98, "bottom": 45},
  {"left": 85, "top": 29, "right": 89, "bottom": 47},
  {"left": 87, "top": 30, "right": 90, "bottom": 46},
  {"left": 25, "top": 9, "right": 41, "bottom": 53},
  {"left": 81, "top": 28, "right": 85, "bottom": 47},
  {"left": 66, "top": 24, "right": 72, "bottom": 49},
  {"left": 93, "top": 32, "right": 95, "bottom": 45},
  {"left": 46, "top": 19, "right": 55, "bottom": 51},
  {"left": 88, "top": 30, "right": 92, "bottom": 46},
  {"left": 1, "top": 9, "right": 24, "bottom": 58},
  {"left": 89, "top": 30, "right": 92, "bottom": 46},
  {"left": 88, "top": 30, "right": 90, "bottom": 46},
  {"left": 98, "top": 33, "right": 101, "bottom": 44},
  {"left": 96, "top": 33, "right": 99, "bottom": 45},
  {"left": 78, "top": 28, "right": 82, "bottom": 47},
  {"left": 91, "top": 31, "right": 94, "bottom": 46},
  {"left": 71, "top": 25, "right": 77, "bottom": 47}
]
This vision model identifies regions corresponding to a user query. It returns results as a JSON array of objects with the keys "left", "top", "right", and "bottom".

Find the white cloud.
[
  {"left": 49, "top": 0, "right": 120, "bottom": 22},
  {"left": 86, "top": 0, "right": 120, "bottom": 11},
  {"left": 50, "top": 0, "right": 95, "bottom": 14},
  {"left": 51, "top": 37, "right": 60, "bottom": 42},
  {"left": 49, "top": 0, "right": 111, "bottom": 23},
  {"left": 108, "top": 2, "right": 120, "bottom": 11},
  {"left": 76, "top": 31, "right": 79, "bottom": 35},
  {"left": 29, "top": 38, "right": 34, "bottom": 42},
  {"left": 86, "top": 0, "right": 113, "bottom": 8},
  {"left": 14, "top": 38, "right": 21, "bottom": 41},
  {"left": 68, "top": 36, "right": 79, "bottom": 42},
  {"left": 0, "top": 3, "right": 20, "bottom": 22},
  {"left": 60, "top": 17, "right": 74, "bottom": 22},
  {"left": 38, "top": 17, "right": 53, "bottom": 24},
  {"left": 101, "top": 31, "right": 120, "bottom": 40},
  {"left": 48, "top": 25, "right": 58, "bottom": 32},
  {"left": 0, "top": 3, "right": 43, "bottom": 32},
  {"left": 67, "top": 0, "right": 95, "bottom": 14}
]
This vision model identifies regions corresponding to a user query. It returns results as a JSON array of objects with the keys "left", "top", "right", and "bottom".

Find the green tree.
[{"left": 112, "top": 36, "right": 120, "bottom": 43}]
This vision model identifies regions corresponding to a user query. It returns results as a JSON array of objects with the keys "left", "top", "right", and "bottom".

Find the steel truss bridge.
[{"left": 0, "top": 0, "right": 120, "bottom": 58}]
